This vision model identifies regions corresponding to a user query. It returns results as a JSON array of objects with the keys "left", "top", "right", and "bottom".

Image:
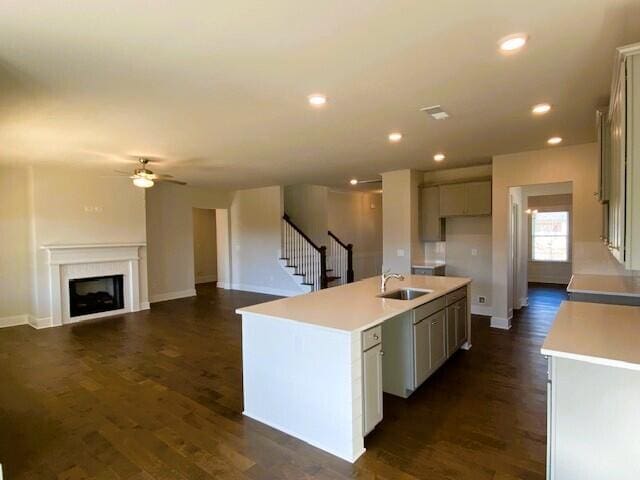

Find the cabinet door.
[
  {"left": 597, "top": 109, "right": 611, "bottom": 203},
  {"left": 421, "top": 186, "right": 445, "bottom": 241},
  {"left": 429, "top": 310, "right": 447, "bottom": 370},
  {"left": 465, "top": 181, "right": 492, "bottom": 215},
  {"left": 455, "top": 298, "right": 467, "bottom": 347},
  {"left": 413, "top": 318, "right": 430, "bottom": 387},
  {"left": 363, "top": 343, "right": 383, "bottom": 435},
  {"left": 446, "top": 305, "right": 456, "bottom": 357},
  {"left": 439, "top": 184, "right": 467, "bottom": 217},
  {"left": 608, "top": 60, "right": 626, "bottom": 263}
]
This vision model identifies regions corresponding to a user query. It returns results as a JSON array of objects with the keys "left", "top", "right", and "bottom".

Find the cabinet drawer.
[
  {"left": 362, "top": 325, "right": 382, "bottom": 351},
  {"left": 413, "top": 297, "right": 446, "bottom": 323},
  {"left": 446, "top": 287, "right": 466, "bottom": 306}
]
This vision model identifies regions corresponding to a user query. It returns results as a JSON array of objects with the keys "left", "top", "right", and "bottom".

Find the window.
[{"left": 531, "top": 211, "right": 569, "bottom": 261}]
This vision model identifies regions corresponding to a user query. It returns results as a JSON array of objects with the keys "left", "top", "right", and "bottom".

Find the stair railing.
[
  {"left": 328, "top": 231, "right": 354, "bottom": 285},
  {"left": 282, "top": 214, "right": 327, "bottom": 290}
]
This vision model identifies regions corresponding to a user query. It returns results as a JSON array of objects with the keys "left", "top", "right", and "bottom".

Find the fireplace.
[{"left": 69, "top": 275, "right": 124, "bottom": 317}]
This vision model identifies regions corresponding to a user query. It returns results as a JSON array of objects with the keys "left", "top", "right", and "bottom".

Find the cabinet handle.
[
  {"left": 379, "top": 351, "right": 384, "bottom": 356},
  {"left": 373, "top": 333, "right": 379, "bottom": 340}
]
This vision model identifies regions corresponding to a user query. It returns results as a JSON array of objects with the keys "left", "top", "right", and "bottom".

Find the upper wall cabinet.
[
  {"left": 603, "top": 42, "right": 640, "bottom": 269},
  {"left": 420, "top": 186, "right": 446, "bottom": 241},
  {"left": 439, "top": 180, "right": 491, "bottom": 217}
]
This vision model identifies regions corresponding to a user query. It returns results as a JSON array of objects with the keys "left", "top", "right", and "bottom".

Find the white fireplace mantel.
[{"left": 41, "top": 243, "right": 147, "bottom": 327}]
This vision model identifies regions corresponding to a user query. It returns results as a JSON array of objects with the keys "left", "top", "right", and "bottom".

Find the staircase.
[{"left": 280, "top": 215, "right": 353, "bottom": 292}]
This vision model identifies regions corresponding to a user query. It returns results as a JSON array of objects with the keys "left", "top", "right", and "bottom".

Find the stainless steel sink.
[{"left": 377, "top": 288, "right": 432, "bottom": 300}]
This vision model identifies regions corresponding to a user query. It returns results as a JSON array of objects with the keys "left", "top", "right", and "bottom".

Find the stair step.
[{"left": 327, "top": 276, "right": 341, "bottom": 282}]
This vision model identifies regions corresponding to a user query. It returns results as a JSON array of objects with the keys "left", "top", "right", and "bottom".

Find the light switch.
[
  {"left": 396, "top": 249, "right": 405, "bottom": 257},
  {"left": 471, "top": 248, "right": 478, "bottom": 256}
]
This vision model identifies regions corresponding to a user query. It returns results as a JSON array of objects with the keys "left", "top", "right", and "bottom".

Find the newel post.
[
  {"left": 346, "top": 244, "right": 354, "bottom": 283},
  {"left": 319, "top": 246, "right": 328, "bottom": 289}
]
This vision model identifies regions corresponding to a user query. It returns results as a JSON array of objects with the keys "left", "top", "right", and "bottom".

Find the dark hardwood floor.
[{"left": 0, "top": 283, "right": 567, "bottom": 479}]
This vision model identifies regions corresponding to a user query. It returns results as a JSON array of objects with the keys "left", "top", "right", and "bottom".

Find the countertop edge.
[
  {"left": 566, "top": 286, "right": 640, "bottom": 298},
  {"left": 566, "top": 274, "right": 640, "bottom": 298},
  {"left": 540, "top": 347, "right": 640, "bottom": 372},
  {"left": 236, "top": 278, "right": 471, "bottom": 333}
]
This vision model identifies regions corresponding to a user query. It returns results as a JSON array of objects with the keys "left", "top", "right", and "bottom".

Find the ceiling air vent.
[{"left": 420, "top": 105, "right": 450, "bottom": 120}]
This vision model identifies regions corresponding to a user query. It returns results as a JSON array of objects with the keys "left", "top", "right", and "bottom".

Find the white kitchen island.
[{"left": 236, "top": 275, "right": 471, "bottom": 462}]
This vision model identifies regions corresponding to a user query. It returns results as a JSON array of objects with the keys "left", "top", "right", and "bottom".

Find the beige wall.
[
  {"left": 328, "top": 190, "right": 382, "bottom": 280},
  {"left": 193, "top": 208, "right": 217, "bottom": 284},
  {"left": 0, "top": 165, "right": 31, "bottom": 321},
  {"left": 0, "top": 165, "right": 149, "bottom": 323},
  {"left": 382, "top": 170, "right": 423, "bottom": 274},
  {"left": 445, "top": 216, "right": 493, "bottom": 312},
  {"left": 230, "top": 186, "right": 302, "bottom": 296},
  {"left": 146, "top": 183, "right": 231, "bottom": 302},
  {"left": 283, "top": 184, "right": 328, "bottom": 247},
  {"left": 492, "top": 143, "right": 627, "bottom": 321},
  {"left": 423, "top": 164, "right": 494, "bottom": 315},
  {"left": 31, "top": 166, "right": 148, "bottom": 320}
]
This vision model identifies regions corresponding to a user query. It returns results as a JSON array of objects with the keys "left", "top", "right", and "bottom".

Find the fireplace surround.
[{"left": 41, "top": 243, "right": 147, "bottom": 327}]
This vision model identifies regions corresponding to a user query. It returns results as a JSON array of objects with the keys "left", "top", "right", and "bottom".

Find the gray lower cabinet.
[
  {"left": 455, "top": 298, "right": 467, "bottom": 348},
  {"left": 382, "top": 287, "right": 468, "bottom": 398},
  {"left": 428, "top": 310, "right": 447, "bottom": 370},
  {"left": 413, "top": 315, "right": 430, "bottom": 387},
  {"left": 362, "top": 326, "right": 383, "bottom": 435},
  {"left": 446, "top": 304, "right": 457, "bottom": 356}
]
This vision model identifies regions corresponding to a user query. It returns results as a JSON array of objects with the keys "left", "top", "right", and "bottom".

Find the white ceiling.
[{"left": 1, "top": 1, "right": 639, "bottom": 189}]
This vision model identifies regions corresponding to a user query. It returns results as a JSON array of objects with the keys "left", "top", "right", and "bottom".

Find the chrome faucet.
[{"left": 381, "top": 271, "right": 405, "bottom": 293}]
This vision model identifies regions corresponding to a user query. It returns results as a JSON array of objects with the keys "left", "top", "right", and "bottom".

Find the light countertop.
[
  {"left": 236, "top": 275, "right": 470, "bottom": 333},
  {"left": 412, "top": 262, "right": 446, "bottom": 269},
  {"left": 541, "top": 301, "right": 640, "bottom": 371},
  {"left": 567, "top": 273, "right": 640, "bottom": 298}
]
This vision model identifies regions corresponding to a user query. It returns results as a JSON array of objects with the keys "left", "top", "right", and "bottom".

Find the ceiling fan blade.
[
  {"left": 113, "top": 170, "right": 132, "bottom": 175},
  {"left": 148, "top": 173, "right": 174, "bottom": 179},
  {"left": 157, "top": 179, "right": 187, "bottom": 186}
]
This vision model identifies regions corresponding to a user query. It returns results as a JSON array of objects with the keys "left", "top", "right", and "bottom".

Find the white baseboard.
[
  {"left": 490, "top": 315, "right": 512, "bottom": 330},
  {"left": 470, "top": 305, "right": 493, "bottom": 317},
  {"left": 149, "top": 289, "right": 197, "bottom": 303},
  {"left": 195, "top": 274, "right": 217, "bottom": 284},
  {"left": 518, "top": 296, "right": 529, "bottom": 308},
  {"left": 230, "top": 283, "right": 303, "bottom": 297},
  {"left": 139, "top": 301, "right": 150, "bottom": 310},
  {"left": 217, "top": 281, "right": 231, "bottom": 289},
  {"left": 0, "top": 314, "right": 28, "bottom": 328},
  {"left": 28, "top": 315, "right": 53, "bottom": 329}
]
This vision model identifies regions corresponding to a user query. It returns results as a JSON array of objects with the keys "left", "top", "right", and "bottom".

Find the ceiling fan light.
[{"left": 133, "top": 177, "right": 154, "bottom": 188}]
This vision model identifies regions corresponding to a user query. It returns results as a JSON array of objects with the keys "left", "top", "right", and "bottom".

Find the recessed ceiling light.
[
  {"left": 350, "top": 179, "right": 358, "bottom": 185},
  {"left": 433, "top": 153, "right": 445, "bottom": 162},
  {"left": 547, "top": 136, "right": 563, "bottom": 145},
  {"left": 388, "top": 132, "right": 403, "bottom": 143},
  {"left": 499, "top": 33, "right": 528, "bottom": 53},
  {"left": 532, "top": 103, "right": 552, "bottom": 115},
  {"left": 308, "top": 94, "right": 327, "bottom": 106}
]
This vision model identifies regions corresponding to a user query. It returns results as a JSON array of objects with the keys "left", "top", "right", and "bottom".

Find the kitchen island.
[
  {"left": 541, "top": 301, "right": 640, "bottom": 479},
  {"left": 236, "top": 275, "right": 471, "bottom": 462}
]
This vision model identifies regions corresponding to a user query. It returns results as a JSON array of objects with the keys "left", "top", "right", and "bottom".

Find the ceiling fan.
[{"left": 115, "top": 158, "right": 187, "bottom": 188}]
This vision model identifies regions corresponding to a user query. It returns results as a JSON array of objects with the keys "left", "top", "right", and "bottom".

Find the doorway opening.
[
  {"left": 192, "top": 207, "right": 231, "bottom": 296},
  {"left": 508, "top": 182, "right": 573, "bottom": 318}
]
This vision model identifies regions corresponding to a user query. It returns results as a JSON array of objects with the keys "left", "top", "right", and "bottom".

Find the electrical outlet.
[
  {"left": 478, "top": 296, "right": 486, "bottom": 304},
  {"left": 396, "top": 249, "right": 405, "bottom": 257},
  {"left": 471, "top": 248, "right": 478, "bottom": 256}
]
